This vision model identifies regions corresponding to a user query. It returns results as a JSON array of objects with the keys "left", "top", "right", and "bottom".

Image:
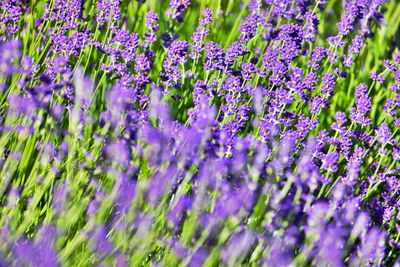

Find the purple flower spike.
[{"left": 322, "top": 152, "right": 339, "bottom": 173}]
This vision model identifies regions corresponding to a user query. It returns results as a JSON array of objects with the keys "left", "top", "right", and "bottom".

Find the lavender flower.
[
  {"left": 370, "top": 71, "right": 385, "bottom": 83},
  {"left": 322, "top": 152, "right": 339, "bottom": 173},
  {"left": 321, "top": 73, "right": 336, "bottom": 95},
  {"left": 0, "top": 1, "right": 399, "bottom": 266},
  {"left": 167, "top": 0, "right": 191, "bottom": 23},
  {"left": 349, "top": 35, "right": 364, "bottom": 54},
  {"left": 239, "top": 15, "right": 259, "bottom": 43}
]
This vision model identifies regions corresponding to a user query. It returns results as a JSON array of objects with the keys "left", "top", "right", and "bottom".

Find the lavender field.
[{"left": 0, "top": 0, "right": 400, "bottom": 266}]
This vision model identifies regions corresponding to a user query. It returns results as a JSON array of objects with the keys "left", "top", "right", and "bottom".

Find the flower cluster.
[{"left": 0, "top": 0, "right": 399, "bottom": 266}]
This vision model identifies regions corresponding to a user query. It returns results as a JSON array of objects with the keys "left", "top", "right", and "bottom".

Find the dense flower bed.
[{"left": 0, "top": 0, "right": 399, "bottom": 266}]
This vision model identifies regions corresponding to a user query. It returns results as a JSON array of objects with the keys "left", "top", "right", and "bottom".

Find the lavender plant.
[{"left": 0, "top": 0, "right": 400, "bottom": 266}]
